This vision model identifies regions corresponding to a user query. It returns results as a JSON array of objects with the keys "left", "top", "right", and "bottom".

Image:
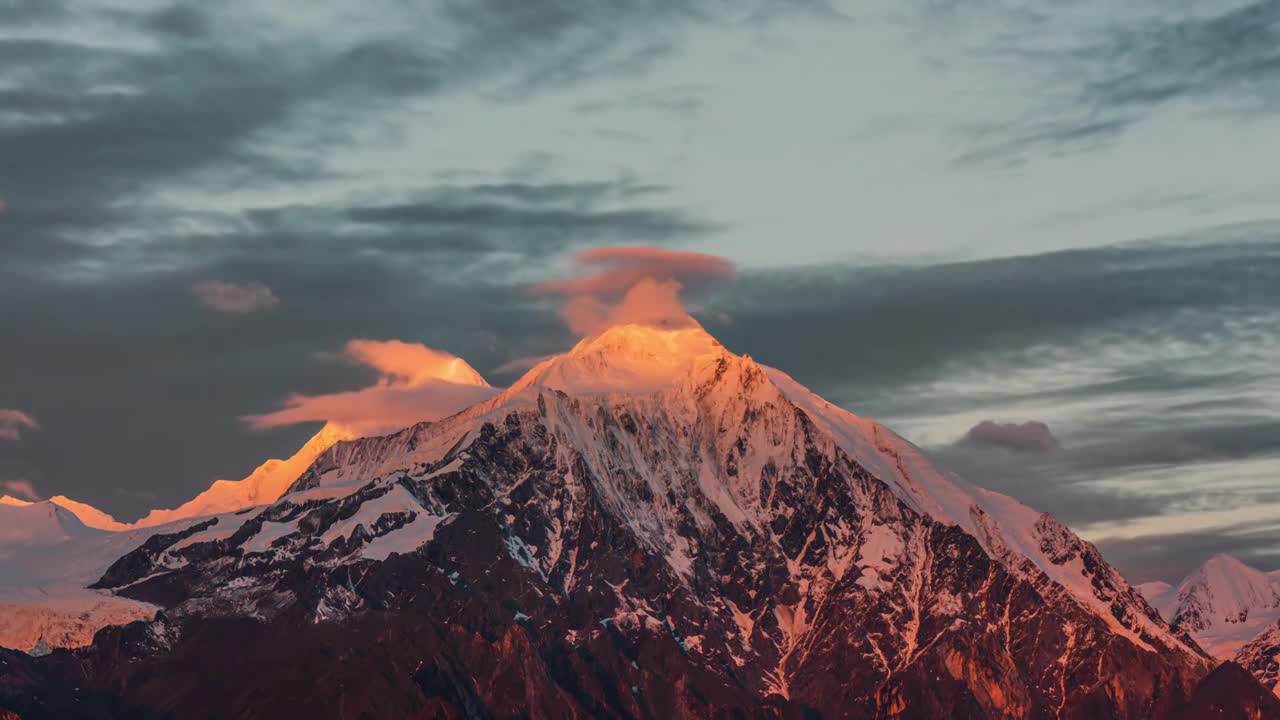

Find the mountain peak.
[
  {"left": 1144, "top": 552, "right": 1280, "bottom": 660},
  {"left": 1184, "top": 553, "right": 1276, "bottom": 597},
  {"left": 509, "top": 323, "right": 731, "bottom": 396},
  {"left": 0, "top": 499, "right": 97, "bottom": 545},
  {"left": 132, "top": 421, "right": 356, "bottom": 528},
  {"left": 47, "top": 495, "right": 129, "bottom": 532},
  {"left": 1202, "top": 552, "right": 1250, "bottom": 572},
  {"left": 568, "top": 322, "right": 722, "bottom": 358}
]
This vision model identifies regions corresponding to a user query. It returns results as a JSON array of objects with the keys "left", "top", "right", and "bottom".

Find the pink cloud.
[
  {"left": 342, "top": 339, "right": 489, "bottom": 387},
  {"left": 244, "top": 340, "right": 496, "bottom": 436},
  {"left": 244, "top": 383, "right": 495, "bottom": 436},
  {"left": 192, "top": 280, "right": 280, "bottom": 313},
  {"left": 0, "top": 479, "right": 39, "bottom": 502},
  {"left": 534, "top": 245, "right": 734, "bottom": 297},
  {"left": 490, "top": 354, "right": 557, "bottom": 376},
  {"left": 959, "top": 420, "right": 1060, "bottom": 453},
  {"left": 0, "top": 409, "right": 39, "bottom": 442},
  {"left": 535, "top": 245, "right": 735, "bottom": 336}
]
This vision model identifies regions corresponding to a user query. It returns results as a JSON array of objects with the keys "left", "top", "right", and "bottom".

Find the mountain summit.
[
  {"left": 2, "top": 322, "right": 1265, "bottom": 719},
  {"left": 1142, "top": 552, "right": 1280, "bottom": 698}
]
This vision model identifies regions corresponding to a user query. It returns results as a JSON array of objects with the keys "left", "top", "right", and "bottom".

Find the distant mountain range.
[{"left": 1140, "top": 553, "right": 1280, "bottom": 698}]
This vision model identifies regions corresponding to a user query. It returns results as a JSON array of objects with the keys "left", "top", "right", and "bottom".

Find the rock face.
[
  {"left": 1, "top": 324, "right": 1270, "bottom": 719},
  {"left": 1236, "top": 620, "right": 1280, "bottom": 697},
  {"left": 1177, "top": 662, "right": 1280, "bottom": 720}
]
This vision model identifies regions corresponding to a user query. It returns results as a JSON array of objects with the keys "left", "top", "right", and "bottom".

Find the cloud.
[
  {"left": 536, "top": 245, "right": 735, "bottom": 335},
  {"left": 0, "top": 479, "right": 39, "bottom": 502},
  {"left": 192, "top": 280, "right": 280, "bottom": 314},
  {"left": 946, "top": 0, "right": 1280, "bottom": 164},
  {"left": 244, "top": 339, "right": 497, "bottom": 436},
  {"left": 959, "top": 420, "right": 1059, "bottom": 453},
  {"left": 535, "top": 245, "right": 734, "bottom": 296},
  {"left": 342, "top": 339, "right": 489, "bottom": 387},
  {"left": 0, "top": 409, "right": 39, "bottom": 441},
  {"left": 491, "top": 354, "right": 557, "bottom": 377},
  {"left": 558, "top": 278, "right": 699, "bottom": 335}
]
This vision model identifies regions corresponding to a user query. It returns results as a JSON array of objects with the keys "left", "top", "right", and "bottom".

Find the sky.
[{"left": 1, "top": 0, "right": 1279, "bottom": 582}]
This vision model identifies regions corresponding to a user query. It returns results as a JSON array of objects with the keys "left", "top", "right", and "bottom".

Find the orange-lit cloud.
[
  {"left": 192, "top": 280, "right": 280, "bottom": 313},
  {"left": 560, "top": 278, "right": 697, "bottom": 335},
  {"left": 244, "top": 340, "right": 496, "bottom": 436},
  {"left": 343, "top": 339, "right": 489, "bottom": 387},
  {"left": 536, "top": 245, "right": 734, "bottom": 335},
  {"left": 0, "top": 479, "right": 39, "bottom": 502},
  {"left": 0, "top": 409, "right": 39, "bottom": 442}
]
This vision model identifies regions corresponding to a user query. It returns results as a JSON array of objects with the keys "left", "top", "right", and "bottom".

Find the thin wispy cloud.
[
  {"left": 0, "top": 409, "right": 39, "bottom": 442},
  {"left": 192, "top": 281, "right": 280, "bottom": 314},
  {"left": 0, "top": 479, "right": 39, "bottom": 502}
]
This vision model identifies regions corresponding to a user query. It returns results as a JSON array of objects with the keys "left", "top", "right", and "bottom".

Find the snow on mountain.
[
  {"left": 45, "top": 495, "right": 130, "bottom": 531},
  {"left": 1138, "top": 580, "right": 1174, "bottom": 600},
  {"left": 1, "top": 493, "right": 129, "bottom": 532},
  {"left": 0, "top": 423, "right": 354, "bottom": 537},
  {"left": 0, "top": 501, "right": 165, "bottom": 652},
  {"left": 1142, "top": 553, "right": 1280, "bottom": 660},
  {"left": 132, "top": 422, "right": 355, "bottom": 528},
  {"left": 0, "top": 423, "right": 357, "bottom": 652},
  {"left": 0, "top": 500, "right": 97, "bottom": 545}
]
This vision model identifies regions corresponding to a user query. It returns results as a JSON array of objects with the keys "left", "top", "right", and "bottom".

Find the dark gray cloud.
[
  {"left": 1097, "top": 531, "right": 1280, "bottom": 585},
  {"left": 706, "top": 227, "right": 1280, "bottom": 409},
  {"left": 959, "top": 420, "right": 1058, "bottom": 453},
  {"left": 944, "top": 0, "right": 1280, "bottom": 163}
]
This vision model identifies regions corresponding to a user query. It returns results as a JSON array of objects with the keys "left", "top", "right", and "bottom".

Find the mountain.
[
  {"left": 1235, "top": 620, "right": 1280, "bottom": 698},
  {"left": 0, "top": 423, "right": 358, "bottom": 656},
  {"left": 1, "top": 323, "right": 1268, "bottom": 719},
  {"left": 2, "top": 494, "right": 132, "bottom": 533},
  {"left": 130, "top": 422, "right": 355, "bottom": 528},
  {"left": 0, "top": 500, "right": 97, "bottom": 546},
  {"left": 1143, "top": 554, "right": 1280, "bottom": 660},
  {"left": 0, "top": 423, "right": 354, "bottom": 537},
  {"left": 1178, "top": 662, "right": 1280, "bottom": 719},
  {"left": 0, "top": 501, "right": 159, "bottom": 653}
]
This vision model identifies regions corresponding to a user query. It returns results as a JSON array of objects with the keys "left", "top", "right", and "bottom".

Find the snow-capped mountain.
[
  {"left": 130, "top": 421, "right": 356, "bottom": 527},
  {"left": 0, "top": 423, "right": 354, "bottom": 535},
  {"left": 1142, "top": 553, "right": 1280, "bottom": 660},
  {"left": 0, "top": 500, "right": 97, "bottom": 546},
  {"left": 0, "top": 423, "right": 357, "bottom": 654},
  {"left": 0, "top": 494, "right": 128, "bottom": 532},
  {"left": 0, "top": 501, "right": 158, "bottom": 653},
  {"left": 1, "top": 323, "right": 1267, "bottom": 718}
]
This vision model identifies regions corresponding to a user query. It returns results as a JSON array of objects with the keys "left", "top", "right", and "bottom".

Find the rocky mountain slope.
[
  {"left": 3, "top": 323, "right": 1272, "bottom": 718},
  {"left": 1236, "top": 620, "right": 1280, "bottom": 698}
]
